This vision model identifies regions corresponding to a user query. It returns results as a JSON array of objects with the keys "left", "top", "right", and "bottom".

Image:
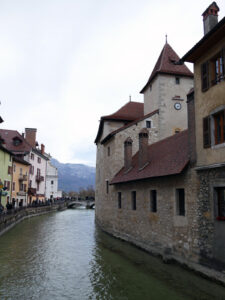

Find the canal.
[{"left": 0, "top": 209, "right": 225, "bottom": 300}]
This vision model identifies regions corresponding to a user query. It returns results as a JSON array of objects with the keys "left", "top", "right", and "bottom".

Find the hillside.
[{"left": 51, "top": 158, "right": 96, "bottom": 192}]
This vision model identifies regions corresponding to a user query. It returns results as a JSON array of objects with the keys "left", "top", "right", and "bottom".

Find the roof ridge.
[
  {"left": 101, "top": 109, "right": 159, "bottom": 144},
  {"left": 159, "top": 43, "right": 166, "bottom": 71}
]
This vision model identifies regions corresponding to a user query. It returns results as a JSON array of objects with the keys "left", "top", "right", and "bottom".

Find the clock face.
[{"left": 174, "top": 102, "right": 181, "bottom": 110}]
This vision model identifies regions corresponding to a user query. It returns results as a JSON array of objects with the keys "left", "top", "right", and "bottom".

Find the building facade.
[
  {"left": 11, "top": 157, "right": 30, "bottom": 207},
  {"left": 0, "top": 128, "right": 49, "bottom": 204},
  {"left": 0, "top": 145, "right": 12, "bottom": 208},
  {"left": 95, "top": 2, "right": 225, "bottom": 277},
  {"left": 45, "top": 154, "right": 60, "bottom": 200},
  {"left": 182, "top": 1, "right": 225, "bottom": 269}
]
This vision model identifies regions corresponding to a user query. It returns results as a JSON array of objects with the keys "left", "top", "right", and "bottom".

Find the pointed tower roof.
[{"left": 140, "top": 43, "right": 193, "bottom": 93}]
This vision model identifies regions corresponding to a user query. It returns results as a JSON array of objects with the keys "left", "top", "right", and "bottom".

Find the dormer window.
[{"left": 13, "top": 137, "right": 22, "bottom": 146}]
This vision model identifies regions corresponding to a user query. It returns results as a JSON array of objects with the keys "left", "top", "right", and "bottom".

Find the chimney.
[
  {"left": 187, "top": 89, "right": 196, "bottom": 165},
  {"left": 25, "top": 128, "right": 37, "bottom": 148},
  {"left": 202, "top": 2, "right": 219, "bottom": 35},
  {"left": 41, "top": 144, "right": 45, "bottom": 155},
  {"left": 138, "top": 129, "right": 149, "bottom": 170},
  {"left": 124, "top": 137, "right": 133, "bottom": 172}
]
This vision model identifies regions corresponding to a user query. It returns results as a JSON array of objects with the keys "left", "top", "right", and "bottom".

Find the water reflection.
[{"left": 0, "top": 210, "right": 225, "bottom": 300}]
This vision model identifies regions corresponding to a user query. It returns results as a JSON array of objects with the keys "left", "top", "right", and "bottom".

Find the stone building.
[
  {"left": 182, "top": 1, "right": 225, "bottom": 269},
  {"left": 95, "top": 41, "right": 195, "bottom": 262},
  {"left": 95, "top": 2, "right": 225, "bottom": 277}
]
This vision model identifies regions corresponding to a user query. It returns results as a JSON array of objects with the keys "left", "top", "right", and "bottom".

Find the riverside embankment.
[{"left": 0, "top": 202, "right": 66, "bottom": 236}]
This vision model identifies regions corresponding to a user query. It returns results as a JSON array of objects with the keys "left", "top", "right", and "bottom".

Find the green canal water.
[{"left": 0, "top": 209, "right": 225, "bottom": 300}]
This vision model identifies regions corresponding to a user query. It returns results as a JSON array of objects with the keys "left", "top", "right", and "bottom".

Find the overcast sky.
[{"left": 0, "top": 0, "right": 224, "bottom": 166}]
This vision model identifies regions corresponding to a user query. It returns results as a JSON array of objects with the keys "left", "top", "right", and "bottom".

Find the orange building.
[{"left": 12, "top": 157, "right": 30, "bottom": 207}]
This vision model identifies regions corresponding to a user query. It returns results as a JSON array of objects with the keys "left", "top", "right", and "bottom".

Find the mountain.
[{"left": 51, "top": 158, "right": 96, "bottom": 192}]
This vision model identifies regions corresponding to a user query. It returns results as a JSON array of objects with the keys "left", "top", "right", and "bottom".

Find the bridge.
[{"left": 67, "top": 200, "right": 95, "bottom": 209}]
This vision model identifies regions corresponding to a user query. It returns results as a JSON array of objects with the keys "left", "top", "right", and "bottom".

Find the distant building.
[
  {"left": 22, "top": 129, "right": 48, "bottom": 203},
  {"left": 0, "top": 128, "right": 49, "bottom": 203},
  {"left": 45, "top": 154, "right": 61, "bottom": 200}
]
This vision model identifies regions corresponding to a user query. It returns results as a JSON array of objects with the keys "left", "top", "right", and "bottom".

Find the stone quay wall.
[{"left": 0, "top": 203, "right": 66, "bottom": 237}]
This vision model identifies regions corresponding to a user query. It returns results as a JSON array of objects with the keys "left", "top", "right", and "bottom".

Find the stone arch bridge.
[{"left": 67, "top": 200, "right": 95, "bottom": 209}]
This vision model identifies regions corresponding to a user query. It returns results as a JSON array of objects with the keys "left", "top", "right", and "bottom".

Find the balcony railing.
[
  {"left": 17, "top": 191, "right": 26, "bottom": 196},
  {"left": 36, "top": 175, "right": 44, "bottom": 182},
  {"left": 28, "top": 187, "right": 36, "bottom": 195},
  {"left": 19, "top": 174, "right": 28, "bottom": 181}
]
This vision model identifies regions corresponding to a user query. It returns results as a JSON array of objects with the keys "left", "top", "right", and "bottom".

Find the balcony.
[
  {"left": 17, "top": 191, "right": 26, "bottom": 196},
  {"left": 36, "top": 175, "right": 44, "bottom": 182},
  {"left": 28, "top": 187, "right": 36, "bottom": 195},
  {"left": 19, "top": 174, "right": 28, "bottom": 181}
]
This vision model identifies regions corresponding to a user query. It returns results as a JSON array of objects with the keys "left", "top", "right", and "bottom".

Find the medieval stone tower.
[{"left": 140, "top": 42, "right": 193, "bottom": 140}]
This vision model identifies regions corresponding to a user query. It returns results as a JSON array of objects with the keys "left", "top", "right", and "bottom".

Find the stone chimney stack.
[
  {"left": 202, "top": 2, "right": 219, "bottom": 35},
  {"left": 187, "top": 89, "right": 196, "bottom": 166},
  {"left": 41, "top": 144, "right": 45, "bottom": 155},
  {"left": 124, "top": 138, "right": 133, "bottom": 172},
  {"left": 25, "top": 128, "right": 37, "bottom": 148},
  {"left": 138, "top": 129, "right": 149, "bottom": 170}
]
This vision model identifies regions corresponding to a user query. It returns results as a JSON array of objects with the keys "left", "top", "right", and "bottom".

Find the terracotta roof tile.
[
  {"left": 95, "top": 101, "right": 144, "bottom": 144},
  {"left": 140, "top": 43, "right": 193, "bottom": 93},
  {"left": 0, "top": 129, "right": 32, "bottom": 154},
  {"left": 101, "top": 109, "right": 159, "bottom": 145},
  {"left": 111, "top": 130, "right": 189, "bottom": 184},
  {"left": 102, "top": 101, "right": 144, "bottom": 121}
]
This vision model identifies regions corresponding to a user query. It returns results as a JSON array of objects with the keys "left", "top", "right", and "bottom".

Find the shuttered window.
[
  {"left": 201, "top": 61, "right": 209, "bottom": 92},
  {"left": 214, "top": 110, "right": 225, "bottom": 145},
  {"left": 221, "top": 47, "right": 225, "bottom": 77},
  {"left": 203, "top": 116, "right": 211, "bottom": 148}
]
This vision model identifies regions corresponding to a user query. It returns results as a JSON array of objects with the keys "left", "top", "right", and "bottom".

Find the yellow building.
[{"left": 12, "top": 157, "right": 30, "bottom": 207}]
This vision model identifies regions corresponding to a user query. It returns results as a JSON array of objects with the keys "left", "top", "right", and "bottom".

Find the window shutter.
[
  {"left": 203, "top": 116, "right": 211, "bottom": 148},
  {"left": 222, "top": 48, "right": 225, "bottom": 77},
  {"left": 201, "top": 61, "right": 209, "bottom": 92}
]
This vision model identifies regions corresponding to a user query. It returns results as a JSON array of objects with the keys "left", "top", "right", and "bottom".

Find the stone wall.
[
  {"left": 0, "top": 204, "right": 66, "bottom": 236},
  {"left": 96, "top": 167, "right": 201, "bottom": 265},
  {"left": 196, "top": 166, "right": 225, "bottom": 270},
  {"left": 95, "top": 113, "right": 159, "bottom": 221}
]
